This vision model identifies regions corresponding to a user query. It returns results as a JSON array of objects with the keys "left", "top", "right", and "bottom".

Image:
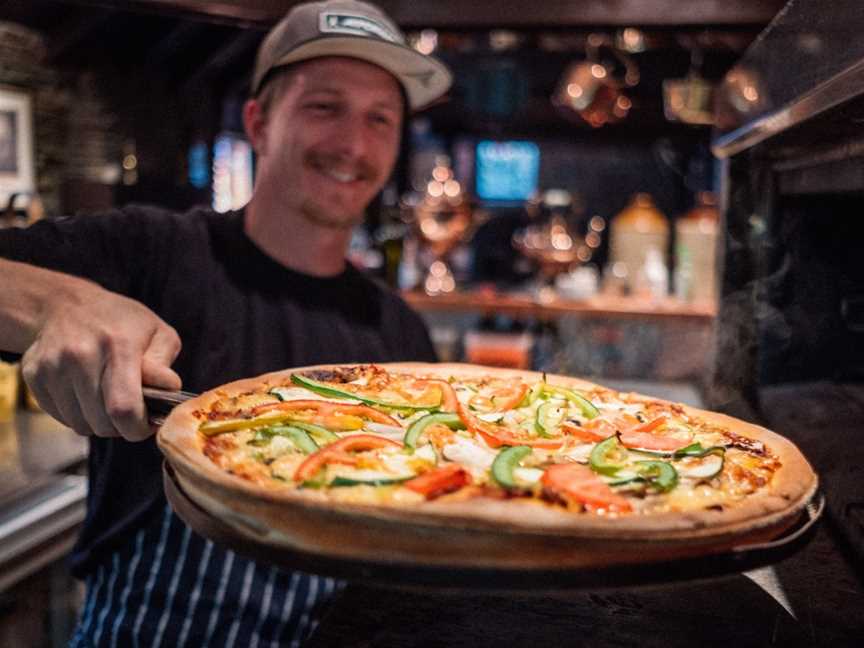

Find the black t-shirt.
[{"left": 0, "top": 204, "right": 436, "bottom": 575}]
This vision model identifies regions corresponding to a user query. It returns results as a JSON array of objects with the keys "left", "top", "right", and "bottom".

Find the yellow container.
[
  {"left": 608, "top": 193, "right": 669, "bottom": 292},
  {"left": 0, "top": 361, "right": 20, "bottom": 422}
]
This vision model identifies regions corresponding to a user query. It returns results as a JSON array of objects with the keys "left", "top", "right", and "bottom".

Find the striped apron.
[{"left": 68, "top": 503, "right": 342, "bottom": 647}]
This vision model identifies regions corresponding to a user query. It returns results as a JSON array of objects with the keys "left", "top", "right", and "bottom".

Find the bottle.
[
  {"left": 675, "top": 191, "right": 719, "bottom": 303},
  {"left": 608, "top": 193, "right": 669, "bottom": 294},
  {"left": 674, "top": 244, "right": 693, "bottom": 302},
  {"left": 638, "top": 246, "right": 669, "bottom": 301}
]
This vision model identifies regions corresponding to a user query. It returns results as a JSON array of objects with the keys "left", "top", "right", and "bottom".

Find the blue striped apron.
[{"left": 68, "top": 503, "right": 342, "bottom": 647}]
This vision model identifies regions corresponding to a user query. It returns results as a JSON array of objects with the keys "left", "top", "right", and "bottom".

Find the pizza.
[{"left": 157, "top": 363, "right": 818, "bottom": 570}]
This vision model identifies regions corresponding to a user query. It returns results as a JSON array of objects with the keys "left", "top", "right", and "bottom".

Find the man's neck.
[{"left": 243, "top": 196, "right": 352, "bottom": 277}]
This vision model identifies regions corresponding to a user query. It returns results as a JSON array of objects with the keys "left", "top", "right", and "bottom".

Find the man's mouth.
[
  {"left": 307, "top": 152, "right": 376, "bottom": 187},
  {"left": 322, "top": 168, "right": 360, "bottom": 184}
]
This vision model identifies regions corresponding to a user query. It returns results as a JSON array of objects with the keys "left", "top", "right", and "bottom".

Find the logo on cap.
[{"left": 319, "top": 12, "right": 400, "bottom": 43}]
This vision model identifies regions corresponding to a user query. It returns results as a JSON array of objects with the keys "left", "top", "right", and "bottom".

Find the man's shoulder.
[{"left": 114, "top": 203, "right": 221, "bottom": 229}]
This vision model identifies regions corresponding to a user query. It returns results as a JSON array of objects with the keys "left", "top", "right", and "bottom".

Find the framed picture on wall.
[{"left": 0, "top": 86, "right": 35, "bottom": 210}]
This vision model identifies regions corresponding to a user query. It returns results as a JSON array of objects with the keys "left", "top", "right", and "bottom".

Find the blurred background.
[{"left": 2, "top": 1, "right": 864, "bottom": 645}]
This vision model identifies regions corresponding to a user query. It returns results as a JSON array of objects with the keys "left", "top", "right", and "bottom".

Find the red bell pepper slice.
[
  {"left": 414, "top": 379, "right": 459, "bottom": 412},
  {"left": 433, "top": 380, "right": 565, "bottom": 449},
  {"left": 403, "top": 464, "right": 471, "bottom": 499},
  {"left": 541, "top": 463, "right": 632, "bottom": 513},
  {"left": 293, "top": 434, "right": 401, "bottom": 482}
]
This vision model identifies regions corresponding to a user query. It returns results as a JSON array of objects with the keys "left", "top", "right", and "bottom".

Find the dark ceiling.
[
  {"left": 0, "top": 0, "right": 789, "bottom": 212},
  {"left": 0, "top": 0, "right": 788, "bottom": 136},
  {"left": 1, "top": 0, "right": 785, "bottom": 81}
]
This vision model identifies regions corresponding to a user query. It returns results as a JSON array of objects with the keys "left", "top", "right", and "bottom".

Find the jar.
[
  {"left": 675, "top": 191, "right": 719, "bottom": 303},
  {"left": 608, "top": 193, "right": 669, "bottom": 294}
]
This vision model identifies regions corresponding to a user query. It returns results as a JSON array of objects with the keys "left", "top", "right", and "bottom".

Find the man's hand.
[{"left": 20, "top": 283, "right": 182, "bottom": 442}]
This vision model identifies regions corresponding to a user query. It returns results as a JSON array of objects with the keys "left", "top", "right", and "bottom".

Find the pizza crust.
[{"left": 157, "top": 363, "right": 818, "bottom": 567}]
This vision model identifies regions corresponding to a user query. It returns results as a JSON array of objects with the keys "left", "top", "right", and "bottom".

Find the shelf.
[{"left": 402, "top": 290, "right": 716, "bottom": 322}]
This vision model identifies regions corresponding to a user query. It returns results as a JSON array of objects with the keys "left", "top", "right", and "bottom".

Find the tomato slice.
[
  {"left": 619, "top": 416, "right": 692, "bottom": 451},
  {"left": 404, "top": 464, "right": 471, "bottom": 499},
  {"left": 619, "top": 431, "right": 691, "bottom": 451},
  {"left": 417, "top": 379, "right": 459, "bottom": 412},
  {"left": 252, "top": 400, "right": 400, "bottom": 426},
  {"left": 560, "top": 423, "right": 606, "bottom": 443},
  {"left": 633, "top": 416, "right": 668, "bottom": 434},
  {"left": 541, "top": 463, "right": 632, "bottom": 513},
  {"left": 293, "top": 434, "right": 401, "bottom": 482},
  {"left": 488, "top": 382, "right": 529, "bottom": 411}
]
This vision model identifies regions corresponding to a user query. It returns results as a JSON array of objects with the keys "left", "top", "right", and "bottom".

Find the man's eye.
[
  {"left": 370, "top": 114, "right": 396, "bottom": 128},
  {"left": 307, "top": 103, "right": 337, "bottom": 113}
]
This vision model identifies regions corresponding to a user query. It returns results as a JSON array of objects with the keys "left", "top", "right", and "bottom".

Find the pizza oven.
[{"left": 709, "top": 0, "right": 864, "bottom": 573}]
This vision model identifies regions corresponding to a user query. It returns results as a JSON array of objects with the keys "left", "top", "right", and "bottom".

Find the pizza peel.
[
  {"left": 146, "top": 369, "right": 822, "bottom": 592},
  {"left": 144, "top": 386, "right": 197, "bottom": 427},
  {"left": 162, "top": 460, "right": 823, "bottom": 591}
]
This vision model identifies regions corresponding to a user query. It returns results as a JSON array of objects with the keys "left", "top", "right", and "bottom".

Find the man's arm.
[{"left": 0, "top": 258, "right": 182, "bottom": 441}]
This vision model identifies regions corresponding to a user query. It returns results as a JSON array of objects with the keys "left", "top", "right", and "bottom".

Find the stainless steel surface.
[
  {"left": 712, "top": 0, "right": 864, "bottom": 157},
  {"left": 0, "top": 412, "right": 88, "bottom": 593},
  {"left": 1, "top": 411, "right": 87, "bottom": 477},
  {"left": 713, "top": 60, "right": 864, "bottom": 158},
  {"left": 0, "top": 474, "right": 87, "bottom": 593}
]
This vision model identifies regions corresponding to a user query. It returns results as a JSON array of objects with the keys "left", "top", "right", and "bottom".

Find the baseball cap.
[{"left": 252, "top": 0, "right": 452, "bottom": 110}]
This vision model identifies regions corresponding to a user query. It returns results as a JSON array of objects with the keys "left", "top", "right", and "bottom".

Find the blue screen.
[
  {"left": 475, "top": 140, "right": 540, "bottom": 202},
  {"left": 187, "top": 141, "right": 210, "bottom": 189}
]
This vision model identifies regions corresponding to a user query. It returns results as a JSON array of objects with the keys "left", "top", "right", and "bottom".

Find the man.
[{"left": 0, "top": 1, "right": 451, "bottom": 645}]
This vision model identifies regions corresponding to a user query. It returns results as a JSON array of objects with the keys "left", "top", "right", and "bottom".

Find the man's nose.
[{"left": 331, "top": 112, "right": 372, "bottom": 160}]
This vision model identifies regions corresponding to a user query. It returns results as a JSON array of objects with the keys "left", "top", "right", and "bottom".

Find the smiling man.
[
  {"left": 0, "top": 1, "right": 451, "bottom": 645},
  {"left": 243, "top": 57, "right": 405, "bottom": 272}
]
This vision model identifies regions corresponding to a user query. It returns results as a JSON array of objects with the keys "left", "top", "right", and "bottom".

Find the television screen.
[
  {"left": 212, "top": 133, "right": 253, "bottom": 213},
  {"left": 475, "top": 140, "right": 540, "bottom": 202}
]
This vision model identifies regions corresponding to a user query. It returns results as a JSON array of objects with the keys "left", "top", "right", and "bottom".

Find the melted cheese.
[{"left": 201, "top": 371, "right": 781, "bottom": 518}]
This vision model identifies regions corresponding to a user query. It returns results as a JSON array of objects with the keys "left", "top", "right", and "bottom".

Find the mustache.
[{"left": 304, "top": 150, "right": 378, "bottom": 182}]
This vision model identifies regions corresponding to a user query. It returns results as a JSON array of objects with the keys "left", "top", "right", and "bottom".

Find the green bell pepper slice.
[
  {"left": 535, "top": 401, "right": 567, "bottom": 437},
  {"left": 491, "top": 445, "right": 532, "bottom": 489},
  {"left": 284, "top": 419, "right": 339, "bottom": 444},
  {"left": 589, "top": 434, "right": 629, "bottom": 476},
  {"left": 540, "top": 384, "right": 599, "bottom": 420},
  {"left": 633, "top": 460, "right": 678, "bottom": 492},
  {"left": 288, "top": 374, "right": 442, "bottom": 411},
  {"left": 403, "top": 412, "right": 465, "bottom": 450},
  {"left": 248, "top": 425, "right": 319, "bottom": 454}
]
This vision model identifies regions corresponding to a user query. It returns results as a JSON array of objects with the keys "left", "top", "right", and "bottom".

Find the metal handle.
[{"left": 143, "top": 386, "right": 198, "bottom": 426}]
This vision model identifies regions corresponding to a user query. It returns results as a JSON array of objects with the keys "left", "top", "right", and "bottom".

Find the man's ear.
[{"left": 243, "top": 98, "right": 267, "bottom": 155}]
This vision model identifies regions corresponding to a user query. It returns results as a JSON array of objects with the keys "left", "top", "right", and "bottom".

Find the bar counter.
[{"left": 0, "top": 411, "right": 86, "bottom": 593}]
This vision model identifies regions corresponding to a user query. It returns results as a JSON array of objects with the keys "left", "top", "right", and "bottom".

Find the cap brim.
[{"left": 266, "top": 36, "right": 452, "bottom": 110}]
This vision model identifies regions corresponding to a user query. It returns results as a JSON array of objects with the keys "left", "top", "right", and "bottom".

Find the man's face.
[{"left": 250, "top": 57, "right": 404, "bottom": 230}]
